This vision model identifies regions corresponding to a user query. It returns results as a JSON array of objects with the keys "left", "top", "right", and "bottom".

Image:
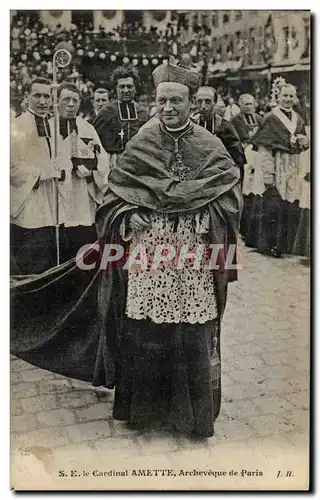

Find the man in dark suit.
[
  {"left": 230, "top": 93, "right": 262, "bottom": 144},
  {"left": 92, "top": 66, "right": 148, "bottom": 168},
  {"left": 93, "top": 88, "right": 109, "bottom": 117},
  {"left": 230, "top": 94, "right": 263, "bottom": 236},
  {"left": 192, "top": 86, "right": 246, "bottom": 183}
]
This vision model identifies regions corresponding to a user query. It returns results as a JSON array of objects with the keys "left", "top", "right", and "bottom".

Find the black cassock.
[
  {"left": 92, "top": 100, "right": 148, "bottom": 155},
  {"left": 192, "top": 113, "right": 246, "bottom": 184},
  {"left": 230, "top": 112, "right": 263, "bottom": 144}
]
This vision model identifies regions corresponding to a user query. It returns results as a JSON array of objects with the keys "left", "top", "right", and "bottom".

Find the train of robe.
[{"left": 10, "top": 122, "right": 243, "bottom": 423}]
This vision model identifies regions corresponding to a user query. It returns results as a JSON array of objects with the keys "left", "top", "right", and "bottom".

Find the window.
[
  {"left": 248, "top": 27, "right": 257, "bottom": 64},
  {"left": 212, "top": 13, "right": 218, "bottom": 28},
  {"left": 282, "top": 26, "right": 289, "bottom": 58},
  {"left": 216, "top": 40, "right": 222, "bottom": 57},
  {"left": 71, "top": 10, "right": 94, "bottom": 28},
  {"left": 201, "top": 14, "right": 209, "bottom": 27},
  {"left": 249, "top": 27, "right": 256, "bottom": 44},
  {"left": 301, "top": 18, "right": 310, "bottom": 58},
  {"left": 192, "top": 14, "right": 199, "bottom": 31},
  {"left": 235, "top": 31, "right": 243, "bottom": 55},
  {"left": 223, "top": 13, "right": 229, "bottom": 24},
  {"left": 227, "top": 39, "right": 234, "bottom": 53}
]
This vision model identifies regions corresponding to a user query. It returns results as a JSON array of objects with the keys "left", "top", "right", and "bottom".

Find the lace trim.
[{"left": 125, "top": 211, "right": 217, "bottom": 324}]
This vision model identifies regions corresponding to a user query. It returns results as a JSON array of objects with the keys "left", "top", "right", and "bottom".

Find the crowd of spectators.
[
  {"left": 10, "top": 11, "right": 212, "bottom": 115},
  {"left": 10, "top": 11, "right": 310, "bottom": 124}
]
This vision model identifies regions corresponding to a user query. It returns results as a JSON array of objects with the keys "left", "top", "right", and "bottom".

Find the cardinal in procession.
[
  {"left": 245, "top": 80, "right": 309, "bottom": 257},
  {"left": 48, "top": 81, "right": 110, "bottom": 262},
  {"left": 11, "top": 60, "right": 243, "bottom": 439},
  {"left": 230, "top": 94, "right": 263, "bottom": 237},
  {"left": 92, "top": 58, "right": 243, "bottom": 436},
  {"left": 10, "top": 77, "right": 65, "bottom": 274},
  {"left": 92, "top": 65, "right": 148, "bottom": 168}
]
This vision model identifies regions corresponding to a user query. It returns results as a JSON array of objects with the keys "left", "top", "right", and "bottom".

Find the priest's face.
[
  {"left": 239, "top": 95, "right": 254, "bottom": 114},
  {"left": 28, "top": 82, "right": 51, "bottom": 117},
  {"left": 116, "top": 77, "right": 136, "bottom": 103},
  {"left": 278, "top": 85, "right": 296, "bottom": 110},
  {"left": 196, "top": 88, "right": 215, "bottom": 118},
  {"left": 214, "top": 97, "right": 226, "bottom": 117},
  {"left": 156, "top": 82, "right": 190, "bottom": 129},
  {"left": 58, "top": 88, "right": 81, "bottom": 119},
  {"left": 93, "top": 90, "right": 109, "bottom": 114}
]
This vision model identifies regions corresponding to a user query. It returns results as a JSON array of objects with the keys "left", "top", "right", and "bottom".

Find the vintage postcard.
[{"left": 10, "top": 9, "right": 310, "bottom": 491}]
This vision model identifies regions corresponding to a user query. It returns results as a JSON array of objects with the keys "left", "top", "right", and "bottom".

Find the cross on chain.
[{"left": 118, "top": 128, "right": 125, "bottom": 149}]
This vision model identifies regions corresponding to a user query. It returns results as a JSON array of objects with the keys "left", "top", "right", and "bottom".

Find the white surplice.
[
  {"left": 10, "top": 111, "right": 58, "bottom": 228},
  {"left": 49, "top": 116, "right": 110, "bottom": 227}
]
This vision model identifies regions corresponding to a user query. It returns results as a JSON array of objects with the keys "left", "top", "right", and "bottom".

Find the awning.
[
  {"left": 260, "top": 63, "right": 310, "bottom": 74},
  {"left": 240, "top": 71, "right": 267, "bottom": 80},
  {"left": 208, "top": 58, "right": 243, "bottom": 75},
  {"left": 241, "top": 64, "right": 268, "bottom": 71},
  {"left": 226, "top": 75, "right": 241, "bottom": 81},
  {"left": 208, "top": 72, "right": 227, "bottom": 78}
]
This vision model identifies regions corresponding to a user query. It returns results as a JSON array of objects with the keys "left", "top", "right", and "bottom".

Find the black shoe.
[{"left": 269, "top": 247, "right": 282, "bottom": 258}]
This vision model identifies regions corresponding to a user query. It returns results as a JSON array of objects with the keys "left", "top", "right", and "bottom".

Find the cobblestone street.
[{"left": 10, "top": 243, "right": 310, "bottom": 490}]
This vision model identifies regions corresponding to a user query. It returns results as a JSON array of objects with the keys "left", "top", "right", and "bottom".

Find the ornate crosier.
[
  {"left": 270, "top": 76, "right": 286, "bottom": 107},
  {"left": 52, "top": 47, "right": 72, "bottom": 266}
]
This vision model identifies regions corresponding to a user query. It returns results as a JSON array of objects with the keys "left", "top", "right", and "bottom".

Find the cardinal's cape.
[{"left": 11, "top": 121, "right": 243, "bottom": 387}]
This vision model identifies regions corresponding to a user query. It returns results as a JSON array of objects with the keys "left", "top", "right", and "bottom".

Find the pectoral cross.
[{"left": 118, "top": 128, "right": 125, "bottom": 149}]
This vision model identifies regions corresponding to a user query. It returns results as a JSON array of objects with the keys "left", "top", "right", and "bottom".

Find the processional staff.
[{"left": 51, "top": 48, "right": 72, "bottom": 266}]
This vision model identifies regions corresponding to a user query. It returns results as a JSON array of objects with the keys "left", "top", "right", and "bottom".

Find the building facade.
[{"left": 10, "top": 10, "right": 310, "bottom": 102}]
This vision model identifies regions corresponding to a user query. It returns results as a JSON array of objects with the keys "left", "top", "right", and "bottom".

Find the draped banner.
[
  {"left": 49, "top": 11, "right": 63, "bottom": 18},
  {"left": 102, "top": 11, "right": 117, "bottom": 20}
]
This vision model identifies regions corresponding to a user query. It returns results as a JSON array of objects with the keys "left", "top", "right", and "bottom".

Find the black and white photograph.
[{"left": 9, "top": 9, "right": 310, "bottom": 491}]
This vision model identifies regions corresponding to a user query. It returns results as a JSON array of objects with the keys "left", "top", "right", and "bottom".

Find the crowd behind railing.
[
  {"left": 10, "top": 11, "right": 310, "bottom": 125},
  {"left": 10, "top": 11, "right": 231, "bottom": 106}
]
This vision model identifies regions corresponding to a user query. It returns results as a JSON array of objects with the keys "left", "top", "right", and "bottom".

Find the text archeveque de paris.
[{"left": 58, "top": 468, "right": 264, "bottom": 478}]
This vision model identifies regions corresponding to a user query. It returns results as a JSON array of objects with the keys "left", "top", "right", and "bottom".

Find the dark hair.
[
  {"left": 94, "top": 87, "right": 109, "bottom": 95},
  {"left": 57, "top": 81, "right": 81, "bottom": 99},
  {"left": 110, "top": 65, "right": 140, "bottom": 93},
  {"left": 196, "top": 86, "right": 218, "bottom": 104},
  {"left": 25, "top": 77, "right": 51, "bottom": 95}
]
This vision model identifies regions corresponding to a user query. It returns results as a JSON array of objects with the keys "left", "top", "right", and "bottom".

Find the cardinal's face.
[{"left": 156, "top": 82, "right": 190, "bottom": 129}]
